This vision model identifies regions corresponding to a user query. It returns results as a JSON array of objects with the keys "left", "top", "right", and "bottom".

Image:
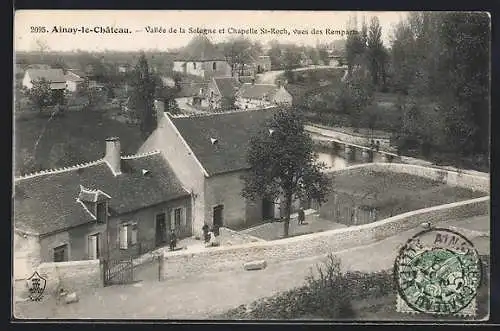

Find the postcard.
[{"left": 13, "top": 10, "right": 490, "bottom": 321}]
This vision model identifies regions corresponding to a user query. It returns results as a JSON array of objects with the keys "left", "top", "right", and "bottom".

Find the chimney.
[{"left": 104, "top": 137, "right": 121, "bottom": 175}]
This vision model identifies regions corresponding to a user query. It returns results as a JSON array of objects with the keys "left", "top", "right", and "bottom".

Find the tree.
[
  {"left": 130, "top": 53, "right": 157, "bottom": 138},
  {"left": 27, "top": 78, "right": 54, "bottom": 112},
  {"left": 242, "top": 108, "right": 331, "bottom": 238},
  {"left": 317, "top": 47, "right": 330, "bottom": 65},
  {"left": 222, "top": 37, "right": 262, "bottom": 76},
  {"left": 367, "top": 17, "right": 388, "bottom": 87}
]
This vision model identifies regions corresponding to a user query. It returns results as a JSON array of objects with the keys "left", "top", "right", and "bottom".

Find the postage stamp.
[
  {"left": 13, "top": 10, "right": 489, "bottom": 320},
  {"left": 394, "top": 227, "right": 483, "bottom": 317}
]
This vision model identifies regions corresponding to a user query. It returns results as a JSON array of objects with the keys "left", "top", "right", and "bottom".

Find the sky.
[{"left": 15, "top": 10, "right": 408, "bottom": 52}]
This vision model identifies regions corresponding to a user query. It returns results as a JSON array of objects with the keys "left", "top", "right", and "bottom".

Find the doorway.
[
  {"left": 155, "top": 213, "right": 167, "bottom": 247},
  {"left": 213, "top": 205, "right": 224, "bottom": 229},
  {"left": 88, "top": 233, "right": 100, "bottom": 260},
  {"left": 262, "top": 197, "right": 274, "bottom": 220}
]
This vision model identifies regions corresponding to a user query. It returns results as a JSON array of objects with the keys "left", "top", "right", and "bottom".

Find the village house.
[
  {"left": 172, "top": 35, "right": 232, "bottom": 79},
  {"left": 236, "top": 83, "right": 293, "bottom": 109},
  {"left": 254, "top": 56, "right": 272, "bottom": 73},
  {"left": 14, "top": 137, "right": 192, "bottom": 280},
  {"left": 175, "top": 82, "right": 209, "bottom": 108},
  {"left": 206, "top": 76, "right": 241, "bottom": 110},
  {"left": 138, "top": 108, "right": 305, "bottom": 237},
  {"left": 22, "top": 68, "right": 67, "bottom": 91},
  {"left": 65, "top": 69, "right": 86, "bottom": 93}
]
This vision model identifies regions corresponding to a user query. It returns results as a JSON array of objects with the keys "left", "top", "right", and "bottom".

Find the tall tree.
[
  {"left": 222, "top": 37, "right": 262, "bottom": 76},
  {"left": 242, "top": 108, "right": 331, "bottom": 238},
  {"left": 367, "top": 16, "right": 387, "bottom": 86},
  {"left": 130, "top": 53, "right": 157, "bottom": 138}
]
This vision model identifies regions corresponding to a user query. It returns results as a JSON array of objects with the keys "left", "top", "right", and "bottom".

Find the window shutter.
[
  {"left": 181, "top": 208, "right": 186, "bottom": 228},
  {"left": 170, "top": 209, "right": 175, "bottom": 230},
  {"left": 119, "top": 224, "right": 128, "bottom": 249},
  {"left": 131, "top": 224, "right": 138, "bottom": 245}
]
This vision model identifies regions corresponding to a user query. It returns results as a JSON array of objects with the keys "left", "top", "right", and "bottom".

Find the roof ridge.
[
  {"left": 15, "top": 159, "right": 105, "bottom": 182},
  {"left": 121, "top": 150, "right": 161, "bottom": 160},
  {"left": 171, "top": 106, "right": 277, "bottom": 119}
]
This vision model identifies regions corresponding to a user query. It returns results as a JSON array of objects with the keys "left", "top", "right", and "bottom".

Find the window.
[
  {"left": 119, "top": 224, "right": 128, "bottom": 249},
  {"left": 88, "top": 233, "right": 100, "bottom": 259},
  {"left": 96, "top": 202, "right": 107, "bottom": 223},
  {"left": 193, "top": 62, "right": 197, "bottom": 70},
  {"left": 213, "top": 62, "right": 217, "bottom": 70},
  {"left": 53, "top": 244, "right": 68, "bottom": 262},
  {"left": 119, "top": 223, "right": 138, "bottom": 249}
]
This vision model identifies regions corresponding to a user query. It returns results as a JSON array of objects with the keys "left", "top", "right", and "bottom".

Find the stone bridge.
[{"left": 305, "top": 124, "right": 400, "bottom": 164}]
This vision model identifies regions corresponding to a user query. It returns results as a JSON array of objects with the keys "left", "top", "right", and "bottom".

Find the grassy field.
[
  {"left": 319, "top": 168, "right": 486, "bottom": 224},
  {"left": 14, "top": 110, "right": 144, "bottom": 176}
]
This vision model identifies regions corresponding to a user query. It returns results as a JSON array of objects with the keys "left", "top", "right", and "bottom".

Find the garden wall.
[
  {"left": 36, "top": 260, "right": 103, "bottom": 296},
  {"left": 338, "top": 163, "right": 489, "bottom": 193},
  {"left": 161, "top": 196, "right": 489, "bottom": 280},
  {"left": 305, "top": 124, "right": 392, "bottom": 149}
]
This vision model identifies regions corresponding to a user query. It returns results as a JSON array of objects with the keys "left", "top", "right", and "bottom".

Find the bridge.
[{"left": 304, "top": 124, "right": 401, "bottom": 164}]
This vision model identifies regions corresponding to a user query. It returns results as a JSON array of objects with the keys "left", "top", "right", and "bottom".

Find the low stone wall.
[
  {"left": 305, "top": 124, "right": 392, "bottom": 149},
  {"left": 337, "top": 163, "right": 489, "bottom": 193},
  {"left": 161, "top": 197, "right": 489, "bottom": 280},
  {"left": 35, "top": 260, "right": 102, "bottom": 296}
]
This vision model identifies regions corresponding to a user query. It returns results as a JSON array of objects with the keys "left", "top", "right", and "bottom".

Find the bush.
[{"left": 221, "top": 254, "right": 398, "bottom": 320}]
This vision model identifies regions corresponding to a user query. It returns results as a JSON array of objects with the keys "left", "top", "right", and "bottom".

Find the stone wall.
[
  {"left": 36, "top": 260, "right": 103, "bottom": 295},
  {"left": 338, "top": 163, "right": 489, "bottom": 193},
  {"left": 161, "top": 196, "right": 489, "bottom": 280},
  {"left": 13, "top": 231, "right": 41, "bottom": 280},
  {"left": 305, "top": 124, "right": 392, "bottom": 149}
]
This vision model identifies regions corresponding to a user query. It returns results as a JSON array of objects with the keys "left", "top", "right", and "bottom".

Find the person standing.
[
  {"left": 298, "top": 208, "right": 305, "bottom": 225},
  {"left": 169, "top": 229, "right": 177, "bottom": 251}
]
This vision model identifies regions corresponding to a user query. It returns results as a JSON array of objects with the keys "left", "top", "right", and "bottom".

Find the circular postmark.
[{"left": 394, "top": 228, "right": 482, "bottom": 315}]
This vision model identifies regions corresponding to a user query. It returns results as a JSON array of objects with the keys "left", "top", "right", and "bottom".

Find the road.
[
  {"left": 15, "top": 215, "right": 488, "bottom": 320},
  {"left": 255, "top": 65, "right": 344, "bottom": 84}
]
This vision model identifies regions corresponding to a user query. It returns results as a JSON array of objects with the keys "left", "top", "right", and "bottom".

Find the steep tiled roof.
[
  {"left": 213, "top": 77, "right": 241, "bottom": 99},
  {"left": 174, "top": 35, "right": 226, "bottom": 62},
  {"left": 14, "top": 153, "right": 189, "bottom": 236},
  {"left": 237, "top": 84, "right": 278, "bottom": 100},
  {"left": 65, "top": 71, "right": 85, "bottom": 82},
  {"left": 26, "top": 68, "right": 66, "bottom": 83},
  {"left": 170, "top": 108, "right": 277, "bottom": 176}
]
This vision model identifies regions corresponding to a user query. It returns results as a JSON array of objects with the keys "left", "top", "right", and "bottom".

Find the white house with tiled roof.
[
  {"left": 173, "top": 35, "right": 231, "bottom": 79},
  {"left": 22, "top": 68, "right": 67, "bottom": 90},
  {"left": 236, "top": 83, "right": 293, "bottom": 109},
  {"left": 139, "top": 108, "right": 305, "bottom": 237},
  {"left": 13, "top": 137, "right": 192, "bottom": 281}
]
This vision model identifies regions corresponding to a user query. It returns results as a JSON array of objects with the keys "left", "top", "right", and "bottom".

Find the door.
[
  {"left": 262, "top": 198, "right": 274, "bottom": 220},
  {"left": 213, "top": 205, "right": 224, "bottom": 228},
  {"left": 88, "top": 233, "right": 100, "bottom": 260},
  {"left": 155, "top": 213, "right": 167, "bottom": 247}
]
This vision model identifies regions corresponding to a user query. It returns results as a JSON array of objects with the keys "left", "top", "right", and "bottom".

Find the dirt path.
[{"left": 15, "top": 215, "right": 489, "bottom": 320}]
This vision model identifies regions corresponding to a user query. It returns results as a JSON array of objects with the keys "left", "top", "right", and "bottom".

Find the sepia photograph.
[{"left": 12, "top": 10, "right": 490, "bottom": 321}]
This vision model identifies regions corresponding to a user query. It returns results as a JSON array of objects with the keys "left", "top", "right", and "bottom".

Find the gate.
[{"left": 103, "top": 258, "right": 134, "bottom": 286}]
